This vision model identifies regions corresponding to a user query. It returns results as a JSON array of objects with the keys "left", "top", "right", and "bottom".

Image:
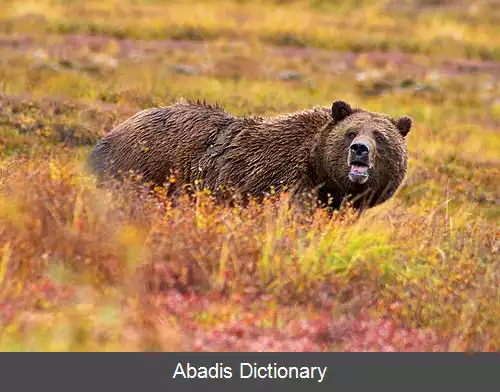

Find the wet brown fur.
[{"left": 88, "top": 99, "right": 412, "bottom": 209}]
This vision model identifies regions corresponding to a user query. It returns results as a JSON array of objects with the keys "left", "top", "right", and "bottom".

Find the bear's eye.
[
  {"left": 346, "top": 130, "right": 357, "bottom": 139},
  {"left": 373, "top": 132, "right": 385, "bottom": 143}
]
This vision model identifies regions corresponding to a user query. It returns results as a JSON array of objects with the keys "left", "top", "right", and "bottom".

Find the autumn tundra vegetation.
[{"left": 0, "top": 0, "right": 499, "bottom": 351}]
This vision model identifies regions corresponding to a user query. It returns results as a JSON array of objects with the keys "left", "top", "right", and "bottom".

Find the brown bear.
[{"left": 88, "top": 99, "right": 412, "bottom": 210}]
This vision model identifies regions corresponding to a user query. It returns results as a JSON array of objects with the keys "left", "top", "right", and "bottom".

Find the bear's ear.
[
  {"left": 331, "top": 101, "right": 353, "bottom": 123},
  {"left": 395, "top": 116, "right": 412, "bottom": 137}
]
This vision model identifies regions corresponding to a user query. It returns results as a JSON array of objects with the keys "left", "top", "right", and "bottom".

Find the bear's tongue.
[{"left": 350, "top": 164, "right": 368, "bottom": 175}]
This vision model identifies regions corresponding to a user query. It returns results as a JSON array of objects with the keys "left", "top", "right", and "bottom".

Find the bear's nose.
[{"left": 350, "top": 141, "right": 370, "bottom": 155}]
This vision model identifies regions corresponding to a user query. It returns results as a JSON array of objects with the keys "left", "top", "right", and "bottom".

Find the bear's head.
[{"left": 317, "top": 100, "right": 412, "bottom": 208}]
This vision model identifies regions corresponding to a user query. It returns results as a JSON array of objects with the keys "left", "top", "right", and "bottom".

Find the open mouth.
[{"left": 349, "top": 161, "right": 369, "bottom": 184}]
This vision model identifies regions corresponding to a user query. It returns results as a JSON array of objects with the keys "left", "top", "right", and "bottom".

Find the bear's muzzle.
[{"left": 348, "top": 140, "right": 372, "bottom": 184}]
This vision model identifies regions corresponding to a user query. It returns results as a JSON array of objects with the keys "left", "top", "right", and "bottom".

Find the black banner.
[{"left": 0, "top": 353, "right": 498, "bottom": 391}]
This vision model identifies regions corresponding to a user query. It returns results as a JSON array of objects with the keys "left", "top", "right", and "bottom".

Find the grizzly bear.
[{"left": 88, "top": 99, "right": 412, "bottom": 210}]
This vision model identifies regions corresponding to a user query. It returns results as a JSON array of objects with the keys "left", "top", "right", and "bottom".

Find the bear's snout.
[
  {"left": 349, "top": 141, "right": 370, "bottom": 162},
  {"left": 348, "top": 139, "right": 373, "bottom": 185}
]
